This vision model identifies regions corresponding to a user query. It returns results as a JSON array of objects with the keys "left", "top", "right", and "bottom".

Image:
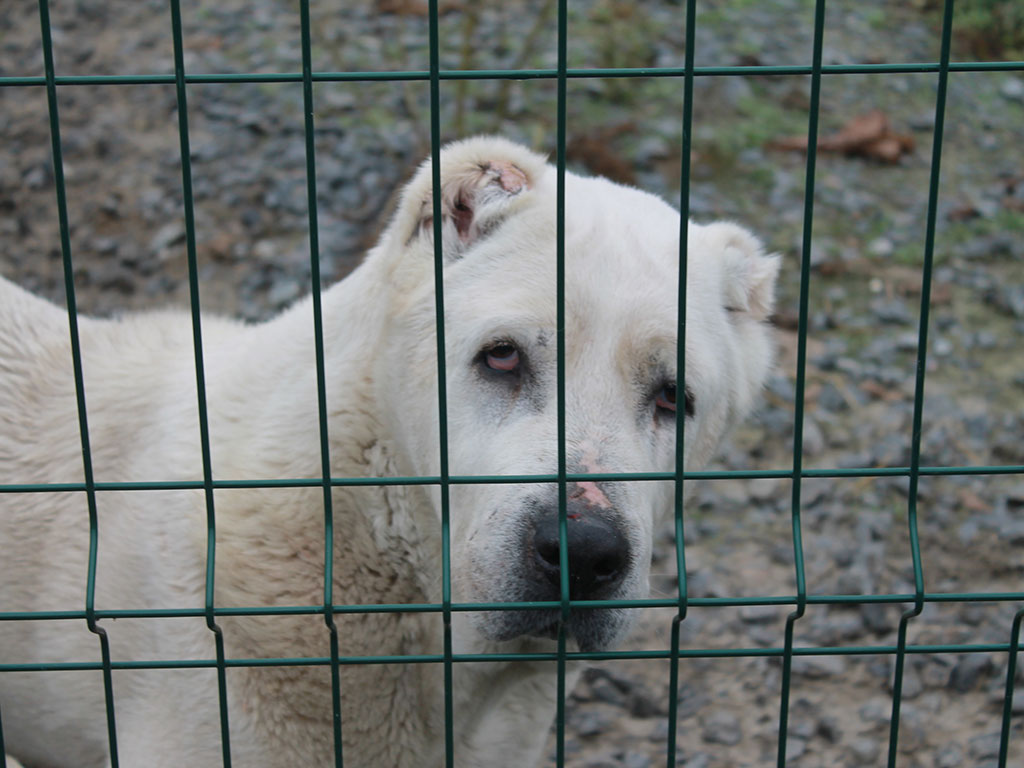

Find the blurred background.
[{"left": 1, "top": 1, "right": 1022, "bottom": 766}]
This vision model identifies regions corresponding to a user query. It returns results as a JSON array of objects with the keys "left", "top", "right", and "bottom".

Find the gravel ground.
[{"left": 2, "top": 1, "right": 1023, "bottom": 766}]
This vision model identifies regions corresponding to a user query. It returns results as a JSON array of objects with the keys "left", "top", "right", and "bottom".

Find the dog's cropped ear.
[
  {"left": 709, "top": 222, "right": 781, "bottom": 321},
  {"left": 395, "top": 137, "right": 547, "bottom": 261}
]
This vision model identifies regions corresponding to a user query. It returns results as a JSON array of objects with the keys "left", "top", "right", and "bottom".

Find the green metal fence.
[{"left": 1, "top": 0, "right": 1023, "bottom": 767}]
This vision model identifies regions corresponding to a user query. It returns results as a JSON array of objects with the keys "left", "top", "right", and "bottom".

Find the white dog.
[{"left": 0, "top": 137, "right": 779, "bottom": 767}]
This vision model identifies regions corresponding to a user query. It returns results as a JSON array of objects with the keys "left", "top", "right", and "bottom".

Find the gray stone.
[
  {"left": 958, "top": 519, "right": 980, "bottom": 544},
  {"left": 622, "top": 752, "right": 652, "bottom": 768},
  {"left": 792, "top": 654, "right": 847, "bottom": 679},
  {"left": 784, "top": 736, "right": 807, "bottom": 761},
  {"left": 801, "top": 417, "right": 826, "bottom": 455},
  {"left": 807, "top": 612, "right": 867, "bottom": 644},
  {"left": 23, "top": 164, "right": 51, "bottom": 190},
  {"left": 888, "top": 658, "right": 923, "bottom": 700},
  {"left": 971, "top": 330, "right": 999, "bottom": 350},
  {"left": 835, "top": 564, "right": 874, "bottom": 595},
  {"left": 817, "top": 716, "right": 841, "bottom": 743},
  {"left": 849, "top": 736, "right": 880, "bottom": 763},
  {"left": 675, "top": 683, "right": 709, "bottom": 720},
  {"left": 267, "top": 277, "right": 304, "bottom": 308},
  {"left": 646, "top": 719, "right": 668, "bottom": 743},
  {"left": 959, "top": 604, "right": 986, "bottom": 627},
  {"left": 1002, "top": 519, "right": 1024, "bottom": 545},
  {"left": 686, "top": 570, "right": 727, "bottom": 599},
  {"left": 868, "top": 236, "right": 894, "bottom": 258},
  {"left": 587, "top": 675, "right": 627, "bottom": 707},
  {"left": 572, "top": 709, "right": 614, "bottom": 738},
  {"left": 740, "top": 604, "right": 779, "bottom": 624},
  {"left": 748, "top": 477, "right": 784, "bottom": 503},
  {"left": 148, "top": 222, "right": 186, "bottom": 255},
  {"left": 859, "top": 697, "right": 891, "bottom": 725},
  {"left": 948, "top": 653, "right": 993, "bottom": 692},
  {"left": 988, "top": 687, "right": 1024, "bottom": 714},
  {"left": 934, "top": 743, "right": 963, "bottom": 768},
  {"left": 678, "top": 753, "right": 710, "bottom": 768},
  {"left": 817, "top": 381, "right": 850, "bottom": 412},
  {"left": 701, "top": 709, "right": 741, "bottom": 746},
  {"left": 1000, "top": 76, "right": 1024, "bottom": 102},
  {"left": 92, "top": 237, "right": 119, "bottom": 256},
  {"left": 860, "top": 602, "right": 894, "bottom": 634},
  {"left": 988, "top": 285, "right": 1024, "bottom": 319},
  {"left": 870, "top": 298, "right": 914, "bottom": 325},
  {"left": 931, "top": 336, "right": 953, "bottom": 357},
  {"left": 967, "top": 732, "right": 1000, "bottom": 760},
  {"left": 919, "top": 656, "right": 954, "bottom": 689},
  {"left": 628, "top": 687, "right": 665, "bottom": 719}
]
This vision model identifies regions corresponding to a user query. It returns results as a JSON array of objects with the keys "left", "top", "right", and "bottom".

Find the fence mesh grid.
[{"left": 0, "top": 0, "right": 1023, "bottom": 766}]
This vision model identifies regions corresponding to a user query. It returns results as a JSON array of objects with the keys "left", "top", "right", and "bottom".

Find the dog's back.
[
  {"left": 0, "top": 278, "right": 87, "bottom": 485},
  {"left": 0, "top": 277, "right": 228, "bottom": 767}
]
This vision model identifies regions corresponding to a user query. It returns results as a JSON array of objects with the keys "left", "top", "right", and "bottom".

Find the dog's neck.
[{"left": 205, "top": 256, "right": 442, "bottom": 607}]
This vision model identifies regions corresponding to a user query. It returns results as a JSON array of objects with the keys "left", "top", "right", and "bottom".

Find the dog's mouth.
[{"left": 487, "top": 605, "right": 633, "bottom": 653}]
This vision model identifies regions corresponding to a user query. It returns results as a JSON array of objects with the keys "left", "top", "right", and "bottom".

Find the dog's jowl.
[{"left": 0, "top": 137, "right": 779, "bottom": 767}]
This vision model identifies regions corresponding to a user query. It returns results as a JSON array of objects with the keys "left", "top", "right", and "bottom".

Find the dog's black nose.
[{"left": 533, "top": 510, "right": 630, "bottom": 600}]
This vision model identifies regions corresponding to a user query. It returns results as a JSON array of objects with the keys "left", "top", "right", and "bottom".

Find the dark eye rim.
[
  {"left": 476, "top": 339, "right": 524, "bottom": 375},
  {"left": 655, "top": 382, "right": 695, "bottom": 419}
]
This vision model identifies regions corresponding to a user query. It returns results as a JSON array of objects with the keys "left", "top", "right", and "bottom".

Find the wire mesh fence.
[{"left": 1, "top": 0, "right": 1023, "bottom": 767}]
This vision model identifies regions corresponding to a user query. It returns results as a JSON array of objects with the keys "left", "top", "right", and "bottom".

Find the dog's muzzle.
[
  {"left": 531, "top": 507, "right": 630, "bottom": 601},
  {"left": 507, "top": 489, "right": 636, "bottom": 651}
]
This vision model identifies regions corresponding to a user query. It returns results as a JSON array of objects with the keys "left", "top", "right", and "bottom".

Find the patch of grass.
[
  {"left": 864, "top": 7, "right": 888, "bottom": 30},
  {"left": 890, "top": 242, "right": 924, "bottom": 267},
  {"left": 940, "top": 207, "right": 1024, "bottom": 253},
  {"left": 699, "top": 86, "right": 807, "bottom": 163},
  {"left": 954, "top": 0, "right": 1024, "bottom": 60},
  {"left": 921, "top": 0, "right": 1024, "bottom": 60}
]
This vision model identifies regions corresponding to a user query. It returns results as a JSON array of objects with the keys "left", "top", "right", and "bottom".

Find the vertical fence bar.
[
  {"left": 554, "top": 1, "right": 570, "bottom": 766},
  {"left": 35, "top": 1, "right": 120, "bottom": 764},
  {"left": 0, "top": 708, "right": 9, "bottom": 768},
  {"left": 0, "top": 707, "right": 7, "bottom": 767},
  {"left": 167, "top": 1, "right": 232, "bottom": 764},
  {"left": 998, "top": 608, "right": 1024, "bottom": 767},
  {"left": 665, "top": 0, "right": 696, "bottom": 765},
  {"left": 885, "top": 1, "right": 954, "bottom": 763},
  {"left": 426, "top": 2, "right": 455, "bottom": 765},
  {"left": 775, "top": 1, "right": 826, "bottom": 764},
  {"left": 297, "top": 1, "right": 345, "bottom": 765}
]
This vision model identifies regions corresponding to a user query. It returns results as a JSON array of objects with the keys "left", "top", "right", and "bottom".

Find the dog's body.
[{"left": 0, "top": 138, "right": 779, "bottom": 767}]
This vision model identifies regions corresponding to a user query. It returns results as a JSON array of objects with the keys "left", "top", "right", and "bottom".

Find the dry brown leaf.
[
  {"left": 818, "top": 110, "right": 890, "bottom": 152},
  {"left": 859, "top": 379, "right": 905, "bottom": 402},
  {"left": 769, "top": 109, "right": 915, "bottom": 163},
  {"left": 958, "top": 488, "right": 991, "bottom": 514}
]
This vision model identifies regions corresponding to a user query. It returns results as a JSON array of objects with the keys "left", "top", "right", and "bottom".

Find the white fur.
[{"left": 0, "top": 137, "right": 779, "bottom": 767}]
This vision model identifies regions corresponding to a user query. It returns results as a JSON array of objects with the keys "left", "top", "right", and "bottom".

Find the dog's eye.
[
  {"left": 484, "top": 343, "right": 520, "bottom": 373},
  {"left": 655, "top": 383, "right": 695, "bottom": 418},
  {"left": 655, "top": 384, "right": 676, "bottom": 412}
]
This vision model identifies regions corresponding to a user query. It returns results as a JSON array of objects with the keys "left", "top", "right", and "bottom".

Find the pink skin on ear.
[
  {"left": 454, "top": 162, "right": 532, "bottom": 243},
  {"left": 489, "top": 161, "right": 528, "bottom": 193}
]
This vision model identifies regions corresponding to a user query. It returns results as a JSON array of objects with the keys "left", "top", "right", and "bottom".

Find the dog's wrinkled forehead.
[{"left": 446, "top": 171, "right": 684, "bottom": 327}]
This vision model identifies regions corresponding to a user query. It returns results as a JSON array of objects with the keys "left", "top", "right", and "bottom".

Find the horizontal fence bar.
[
  {"left": 1, "top": 60, "right": 1023, "bottom": 88},
  {"left": 2, "top": 463, "right": 1021, "bottom": 494},
  {"left": 1, "top": 641, "right": 1016, "bottom": 673},
  {"left": 3, "top": 591, "right": 1021, "bottom": 622}
]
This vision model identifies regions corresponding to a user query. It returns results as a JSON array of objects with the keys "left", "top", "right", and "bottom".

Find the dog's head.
[{"left": 371, "top": 137, "right": 779, "bottom": 652}]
